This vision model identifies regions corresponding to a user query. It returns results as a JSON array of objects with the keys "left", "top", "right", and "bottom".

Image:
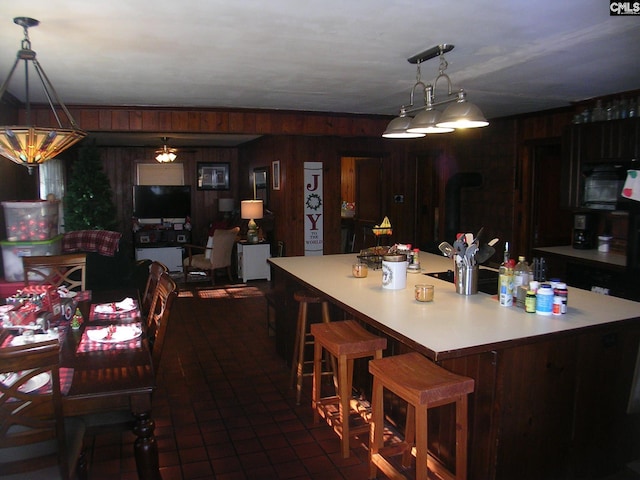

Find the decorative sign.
[{"left": 304, "top": 162, "right": 323, "bottom": 255}]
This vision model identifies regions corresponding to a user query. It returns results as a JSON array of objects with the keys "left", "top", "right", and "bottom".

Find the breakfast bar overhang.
[{"left": 268, "top": 252, "right": 640, "bottom": 480}]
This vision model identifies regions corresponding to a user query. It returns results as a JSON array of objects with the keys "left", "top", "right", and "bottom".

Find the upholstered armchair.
[{"left": 183, "top": 227, "right": 239, "bottom": 284}]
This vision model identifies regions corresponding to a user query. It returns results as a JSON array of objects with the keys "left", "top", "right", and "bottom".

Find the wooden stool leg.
[
  {"left": 321, "top": 302, "right": 338, "bottom": 387},
  {"left": 338, "top": 354, "right": 351, "bottom": 458},
  {"left": 294, "top": 303, "right": 308, "bottom": 405},
  {"left": 415, "top": 405, "right": 428, "bottom": 480},
  {"left": 456, "top": 395, "right": 469, "bottom": 480},
  {"left": 369, "top": 376, "right": 384, "bottom": 480},
  {"left": 402, "top": 403, "right": 416, "bottom": 468},
  {"left": 312, "top": 337, "right": 323, "bottom": 423},
  {"left": 290, "top": 302, "right": 304, "bottom": 388},
  {"left": 321, "top": 301, "right": 331, "bottom": 323}
]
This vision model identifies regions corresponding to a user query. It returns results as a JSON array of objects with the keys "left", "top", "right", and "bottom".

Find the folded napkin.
[{"left": 94, "top": 297, "right": 136, "bottom": 314}]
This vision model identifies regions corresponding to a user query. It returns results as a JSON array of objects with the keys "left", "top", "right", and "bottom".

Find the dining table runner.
[{"left": 76, "top": 322, "right": 143, "bottom": 352}]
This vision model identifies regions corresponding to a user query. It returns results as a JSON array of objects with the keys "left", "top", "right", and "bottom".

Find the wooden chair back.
[
  {"left": 0, "top": 338, "right": 70, "bottom": 478},
  {"left": 22, "top": 253, "right": 87, "bottom": 292},
  {"left": 141, "top": 261, "right": 168, "bottom": 315},
  {"left": 146, "top": 272, "right": 178, "bottom": 375}
]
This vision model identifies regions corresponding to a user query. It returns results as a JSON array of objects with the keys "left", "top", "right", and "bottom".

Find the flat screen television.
[{"left": 133, "top": 185, "right": 191, "bottom": 220}]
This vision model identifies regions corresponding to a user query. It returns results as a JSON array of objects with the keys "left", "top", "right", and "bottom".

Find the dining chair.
[
  {"left": 0, "top": 337, "right": 86, "bottom": 480},
  {"left": 80, "top": 275, "right": 177, "bottom": 444},
  {"left": 183, "top": 226, "right": 240, "bottom": 284},
  {"left": 141, "top": 261, "right": 168, "bottom": 315},
  {"left": 22, "top": 253, "right": 88, "bottom": 292},
  {"left": 146, "top": 271, "right": 178, "bottom": 374}
]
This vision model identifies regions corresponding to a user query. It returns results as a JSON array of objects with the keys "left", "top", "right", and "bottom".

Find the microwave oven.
[{"left": 581, "top": 163, "right": 631, "bottom": 210}]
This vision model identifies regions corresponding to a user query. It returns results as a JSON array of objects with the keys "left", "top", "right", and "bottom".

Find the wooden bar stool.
[
  {"left": 290, "top": 290, "right": 332, "bottom": 405},
  {"left": 368, "top": 352, "right": 474, "bottom": 480},
  {"left": 311, "top": 320, "right": 387, "bottom": 458}
]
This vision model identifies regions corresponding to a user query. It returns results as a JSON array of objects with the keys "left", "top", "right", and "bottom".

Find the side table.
[{"left": 237, "top": 242, "right": 271, "bottom": 282}]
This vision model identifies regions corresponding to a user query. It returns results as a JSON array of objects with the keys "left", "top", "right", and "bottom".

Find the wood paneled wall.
[{"left": 1, "top": 103, "right": 576, "bottom": 265}]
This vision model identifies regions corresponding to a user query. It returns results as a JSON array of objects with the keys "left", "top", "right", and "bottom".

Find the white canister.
[
  {"left": 598, "top": 235, "right": 612, "bottom": 253},
  {"left": 382, "top": 254, "right": 407, "bottom": 290}
]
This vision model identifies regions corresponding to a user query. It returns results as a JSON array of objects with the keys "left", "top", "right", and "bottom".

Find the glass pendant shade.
[
  {"left": 0, "top": 17, "right": 87, "bottom": 170},
  {"left": 0, "top": 126, "right": 86, "bottom": 165},
  {"left": 382, "top": 115, "right": 425, "bottom": 139},
  {"left": 407, "top": 109, "right": 454, "bottom": 134},
  {"left": 436, "top": 100, "right": 489, "bottom": 129}
]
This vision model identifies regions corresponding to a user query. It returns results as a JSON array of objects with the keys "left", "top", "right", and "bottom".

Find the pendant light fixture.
[
  {"left": 155, "top": 137, "right": 177, "bottom": 163},
  {"left": 382, "top": 44, "right": 488, "bottom": 139},
  {"left": 0, "top": 17, "right": 87, "bottom": 172}
]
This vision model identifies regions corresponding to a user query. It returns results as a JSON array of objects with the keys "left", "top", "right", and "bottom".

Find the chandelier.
[
  {"left": 0, "top": 17, "right": 87, "bottom": 171},
  {"left": 382, "top": 44, "right": 489, "bottom": 139},
  {"left": 155, "top": 138, "right": 177, "bottom": 163}
]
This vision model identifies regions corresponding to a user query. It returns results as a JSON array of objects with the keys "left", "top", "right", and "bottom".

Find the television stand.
[{"left": 133, "top": 227, "right": 191, "bottom": 273}]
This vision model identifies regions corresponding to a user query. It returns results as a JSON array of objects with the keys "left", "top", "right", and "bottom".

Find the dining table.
[{"left": 1, "top": 287, "right": 160, "bottom": 480}]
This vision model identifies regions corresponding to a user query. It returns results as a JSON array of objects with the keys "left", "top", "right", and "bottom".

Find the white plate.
[
  {"left": 0, "top": 371, "right": 50, "bottom": 393},
  {"left": 19, "top": 372, "right": 50, "bottom": 393},
  {"left": 94, "top": 301, "right": 136, "bottom": 314},
  {"left": 86, "top": 325, "right": 142, "bottom": 343},
  {"left": 10, "top": 333, "right": 58, "bottom": 346}
]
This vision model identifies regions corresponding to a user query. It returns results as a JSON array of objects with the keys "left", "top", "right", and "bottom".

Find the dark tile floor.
[
  {"left": 81, "top": 280, "right": 640, "bottom": 480},
  {"left": 82, "top": 281, "right": 376, "bottom": 480}
]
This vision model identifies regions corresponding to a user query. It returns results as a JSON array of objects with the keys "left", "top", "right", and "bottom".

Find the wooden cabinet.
[{"left": 562, "top": 118, "right": 639, "bottom": 208}]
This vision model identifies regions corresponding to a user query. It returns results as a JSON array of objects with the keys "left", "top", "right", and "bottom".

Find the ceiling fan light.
[
  {"left": 155, "top": 138, "right": 177, "bottom": 162},
  {"left": 155, "top": 151, "right": 177, "bottom": 163},
  {"left": 407, "top": 109, "right": 454, "bottom": 134},
  {"left": 437, "top": 100, "right": 489, "bottom": 129},
  {"left": 382, "top": 115, "right": 425, "bottom": 139}
]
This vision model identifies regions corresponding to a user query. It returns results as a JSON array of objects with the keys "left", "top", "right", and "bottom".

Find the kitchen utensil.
[
  {"left": 465, "top": 243, "right": 479, "bottom": 265},
  {"left": 472, "top": 227, "right": 484, "bottom": 245},
  {"left": 453, "top": 238, "right": 466, "bottom": 256},
  {"left": 476, "top": 245, "right": 495, "bottom": 264},
  {"left": 438, "top": 241, "right": 455, "bottom": 258},
  {"left": 465, "top": 232, "right": 474, "bottom": 246},
  {"left": 488, "top": 238, "right": 499, "bottom": 247}
]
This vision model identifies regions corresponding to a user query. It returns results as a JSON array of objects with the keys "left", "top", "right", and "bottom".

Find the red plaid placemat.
[
  {"left": 89, "top": 300, "right": 141, "bottom": 321},
  {"left": 76, "top": 323, "right": 143, "bottom": 352},
  {"left": 74, "top": 290, "right": 92, "bottom": 303}
]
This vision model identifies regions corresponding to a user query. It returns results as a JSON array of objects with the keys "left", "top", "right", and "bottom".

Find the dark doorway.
[
  {"left": 530, "top": 143, "right": 573, "bottom": 249},
  {"left": 340, "top": 156, "right": 382, "bottom": 252}
]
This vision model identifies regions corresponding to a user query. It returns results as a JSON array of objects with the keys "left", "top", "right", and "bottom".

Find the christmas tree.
[{"left": 64, "top": 143, "right": 117, "bottom": 231}]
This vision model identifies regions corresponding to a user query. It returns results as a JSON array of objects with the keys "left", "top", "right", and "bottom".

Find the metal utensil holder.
[{"left": 454, "top": 262, "right": 478, "bottom": 295}]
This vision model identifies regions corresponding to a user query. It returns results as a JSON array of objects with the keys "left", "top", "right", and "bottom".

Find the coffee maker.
[{"left": 573, "top": 213, "right": 595, "bottom": 249}]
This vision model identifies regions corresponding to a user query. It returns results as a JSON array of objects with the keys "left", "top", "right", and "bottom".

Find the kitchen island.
[{"left": 269, "top": 252, "right": 640, "bottom": 480}]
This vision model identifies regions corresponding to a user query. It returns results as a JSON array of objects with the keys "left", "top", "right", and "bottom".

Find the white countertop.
[
  {"left": 269, "top": 252, "right": 640, "bottom": 360},
  {"left": 534, "top": 245, "right": 627, "bottom": 268}
]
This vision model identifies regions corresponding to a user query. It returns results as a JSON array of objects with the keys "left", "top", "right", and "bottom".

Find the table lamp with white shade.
[{"left": 241, "top": 200, "right": 263, "bottom": 243}]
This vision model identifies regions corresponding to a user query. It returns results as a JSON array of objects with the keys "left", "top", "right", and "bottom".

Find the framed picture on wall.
[
  {"left": 197, "top": 162, "right": 230, "bottom": 190},
  {"left": 272, "top": 161, "right": 281, "bottom": 190}
]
